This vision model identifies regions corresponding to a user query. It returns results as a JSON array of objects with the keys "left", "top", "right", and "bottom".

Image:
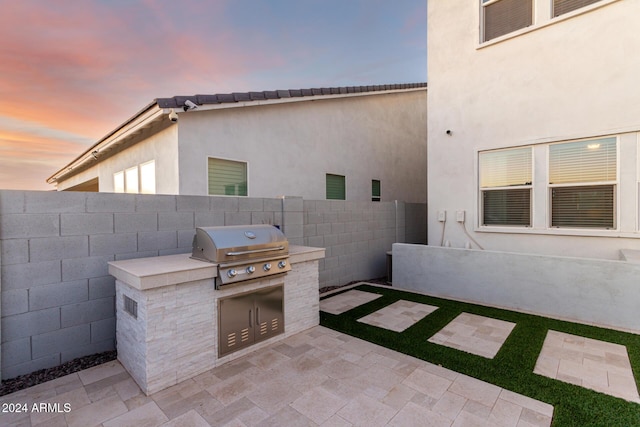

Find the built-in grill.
[{"left": 191, "top": 225, "right": 291, "bottom": 289}]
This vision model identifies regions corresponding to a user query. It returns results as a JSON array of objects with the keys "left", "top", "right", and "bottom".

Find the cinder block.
[
  {"left": 0, "top": 190, "right": 25, "bottom": 213},
  {"left": 137, "top": 231, "right": 177, "bottom": 252},
  {"left": 29, "top": 280, "right": 89, "bottom": 311},
  {"left": 251, "top": 211, "right": 274, "bottom": 225},
  {"left": 1, "top": 260, "right": 61, "bottom": 291},
  {"left": 1, "top": 289, "right": 28, "bottom": 316},
  {"left": 29, "top": 236, "right": 89, "bottom": 262},
  {"left": 283, "top": 197, "right": 303, "bottom": 212},
  {"left": 158, "top": 212, "right": 194, "bottom": 230},
  {"left": 2, "top": 308, "right": 60, "bottom": 342},
  {"left": 194, "top": 212, "right": 223, "bottom": 227},
  {"left": 239, "top": 198, "right": 264, "bottom": 212},
  {"left": 316, "top": 223, "right": 332, "bottom": 236},
  {"left": 302, "top": 200, "right": 316, "bottom": 212},
  {"left": 61, "top": 339, "right": 114, "bottom": 364},
  {"left": 89, "top": 233, "right": 137, "bottom": 256},
  {"left": 2, "top": 337, "right": 31, "bottom": 367},
  {"left": 115, "top": 251, "right": 157, "bottom": 261},
  {"left": 25, "top": 191, "right": 86, "bottom": 213},
  {"left": 0, "top": 239, "right": 28, "bottom": 264},
  {"left": 264, "top": 198, "right": 282, "bottom": 212},
  {"left": 224, "top": 212, "right": 251, "bottom": 225},
  {"left": 0, "top": 214, "right": 59, "bottom": 239},
  {"left": 177, "top": 230, "right": 196, "bottom": 249},
  {"left": 210, "top": 197, "right": 238, "bottom": 212},
  {"left": 114, "top": 213, "right": 158, "bottom": 233},
  {"left": 89, "top": 276, "right": 115, "bottom": 300},
  {"left": 331, "top": 223, "right": 345, "bottom": 234},
  {"left": 306, "top": 212, "right": 323, "bottom": 224},
  {"left": 159, "top": 248, "right": 190, "bottom": 256},
  {"left": 61, "top": 213, "right": 113, "bottom": 236},
  {"left": 32, "top": 324, "right": 90, "bottom": 359},
  {"left": 283, "top": 224, "right": 303, "bottom": 240},
  {"left": 2, "top": 354, "right": 60, "bottom": 381},
  {"left": 90, "top": 317, "right": 116, "bottom": 343},
  {"left": 304, "top": 224, "right": 317, "bottom": 237},
  {"left": 307, "top": 235, "right": 324, "bottom": 248},
  {"left": 314, "top": 200, "right": 332, "bottom": 212},
  {"left": 177, "top": 195, "right": 211, "bottom": 212},
  {"left": 60, "top": 296, "right": 114, "bottom": 328},
  {"left": 135, "top": 194, "right": 176, "bottom": 212},
  {"left": 86, "top": 193, "right": 135, "bottom": 212},
  {"left": 62, "top": 256, "right": 110, "bottom": 281},
  {"left": 330, "top": 201, "right": 346, "bottom": 211}
]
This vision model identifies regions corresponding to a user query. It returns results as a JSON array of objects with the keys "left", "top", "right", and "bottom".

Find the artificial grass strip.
[{"left": 320, "top": 284, "right": 640, "bottom": 427}]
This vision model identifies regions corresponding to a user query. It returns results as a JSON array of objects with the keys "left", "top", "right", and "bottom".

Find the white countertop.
[{"left": 109, "top": 245, "right": 325, "bottom": 291}]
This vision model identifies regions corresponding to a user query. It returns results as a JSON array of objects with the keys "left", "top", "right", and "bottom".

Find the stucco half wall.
[{"left": 392, "top": 243, "right": 640, "bottom": 333}]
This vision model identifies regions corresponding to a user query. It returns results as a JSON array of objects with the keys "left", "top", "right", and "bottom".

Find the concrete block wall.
[
  {"left": 303, "top": 200, "right": 426, "bottom": 288},
  {"left": 0, "top": 190, "right": 300, "bottom": 380},
  {"left": 0, "top": 190, "right": 424, "bottom": 380}
]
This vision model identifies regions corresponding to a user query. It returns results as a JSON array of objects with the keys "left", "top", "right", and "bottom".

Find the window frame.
[
  {"left": 326, "top": 174, "right": 346, "bottom": 200},
  {"left": 207, "top": 156, "right": 248, "bottom": 197},
  {"left": 478, "top": 146, "right": 533, "bottom": 228},
  {"left": 548, "top": 137, "right": 618, "bottom": 230},
  {"left": 481, "top": 0, "right": 534, "bottom": 43}
]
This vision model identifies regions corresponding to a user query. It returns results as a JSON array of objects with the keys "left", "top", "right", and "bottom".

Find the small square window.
[
  {"left": 326, "top": 174, "right": 346, "bottom": 200},
  {"left": 372, "top": 180, "right": 381, "bottom": 202},
  {"left": 208, "top": 158, "right": 247, "bottom": 196}
]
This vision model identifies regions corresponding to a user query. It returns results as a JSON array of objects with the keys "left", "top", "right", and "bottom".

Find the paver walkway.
[
  {"left": 358, "top": 300, "right": 438, "bottom": 332},
  {"left": 319, "top": 289, "right": 382, "bottom": 315},
  {"left": 0, "top": 326, "right": 553, "bottom": 427},
  {"left": 428, "top": 313, "right": 516, "bottom": 359},
  {"left": 534, "top": 330, "right": 640, "bottom": 403}
]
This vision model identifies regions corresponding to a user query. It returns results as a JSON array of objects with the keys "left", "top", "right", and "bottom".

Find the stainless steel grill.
[{"left": 191, "top": 225, "right": 291, "bottom": 288}]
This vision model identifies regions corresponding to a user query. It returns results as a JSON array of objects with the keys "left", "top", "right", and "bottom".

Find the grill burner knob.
[
  {"left": 227, "top": 269, "right": 237, "bottom": 278},
  {"left": 263, "top": 263, "right": 272, "bottom": 271},
  {"left": 246, "top": 266, "right": 256, "bottom": 274},
  {"left": 278, "top": 260, "right": 287, "bottom": 269}
]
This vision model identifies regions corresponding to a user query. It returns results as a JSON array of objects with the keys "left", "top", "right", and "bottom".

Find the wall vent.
[{"left": 123, "top": 295, "right": 138, "bottom": 319}]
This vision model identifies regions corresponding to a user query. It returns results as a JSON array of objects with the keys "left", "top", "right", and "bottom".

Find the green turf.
[{"left": 319, "top": 284, "right": 640, "bottom": 427}]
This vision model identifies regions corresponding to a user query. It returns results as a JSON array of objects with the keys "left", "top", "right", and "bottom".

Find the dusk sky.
[{"left": 0, "top": 0, "right": 427, "bottom": 191}]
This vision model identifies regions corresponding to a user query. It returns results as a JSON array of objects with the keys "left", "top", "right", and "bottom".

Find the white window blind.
[
  {"left": 125, "top": 167, "right": 138, "bottom": 194},
  {"left": 482, "top": 0, "right": 533, "bottom": 42},
  {"left": 208, "top": 158, "right": 247, "bottom": 196},
  {"left": 549, "top": 138, "right": 616, "bottom": 229},
  {"left": 114, "top": 171, "right": 124, "bottom": 193},
  {"left": 140, "top": 161, "right": 156, "bottom": 194},
  {"left": 479, "top": 147, "right": 532, "bottom": 226}
]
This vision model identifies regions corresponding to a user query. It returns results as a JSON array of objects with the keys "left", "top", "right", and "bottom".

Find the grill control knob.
[
  {"left": 246, "top": 265, "right": 256, "bottom": 274},
  {"left": 263, "top": 263, "right": 272, "bottom": 271},
  {"left": 227, "top": 269, "right": 237, "bottom": 278},
  {"left": 278, "top": 260, "right": 287, "bottom": 269}
]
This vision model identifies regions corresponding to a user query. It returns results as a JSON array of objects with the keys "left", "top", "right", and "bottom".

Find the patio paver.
[
  {"left": 319, "top": 289, "right": 383, "bottom": 315},
  {"left": 534, "top": 330, "right": 640, "bottom": 403},
  {"left": 428, "top": 313, "right": 516, "bottom": 359},
  {"left": 0, "top": 326, "right": 553, "bottom": 427},
  {"left": 357, "top": 299, "right": 438, "bottom": 332}
]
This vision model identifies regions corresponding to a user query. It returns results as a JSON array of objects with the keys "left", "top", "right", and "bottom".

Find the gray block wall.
[{"left": 0, "top": 190, "right": 425, "bottom": 380}]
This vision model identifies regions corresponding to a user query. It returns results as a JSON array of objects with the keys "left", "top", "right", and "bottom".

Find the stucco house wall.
[
  {"left": 51, "top": 86, "right": 427, "bottom": 204},
  {"left": 178, "top": 90, "right": 427, "bottom": 202},
  {"left": 427, "top": 0, "right": 640, "bottom": 259}
]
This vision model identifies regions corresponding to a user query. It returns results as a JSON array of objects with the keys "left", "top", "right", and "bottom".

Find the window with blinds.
[
  {"left": 326, "top": 174, "right": 346, "bottom": 200},
  {"left": 553, "top": 0, "right": 601, "bottom": 17},
  {"left": 372, "top": 179, "right": 381, "bottom": 202},
  {"left": 208, "top": 158, "right": 247, "bottom": 196},
  {"left": 549, "top": 138, "right": 616, "bottom": 228},
  {"left": 482, "top": 0, "right": 533, "bottom": 42},
  {"left": 479, "top": 147, "right": 532, "bottom": 226}
]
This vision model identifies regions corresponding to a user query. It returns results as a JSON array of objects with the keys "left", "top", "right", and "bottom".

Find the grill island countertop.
[{"left": 108, "top": 245, "right": 324, "bottom": 291}]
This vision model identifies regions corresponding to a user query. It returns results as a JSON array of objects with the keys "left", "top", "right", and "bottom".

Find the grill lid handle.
[{"left": 225, "top": 246, "right": 285, "bottom": 256}]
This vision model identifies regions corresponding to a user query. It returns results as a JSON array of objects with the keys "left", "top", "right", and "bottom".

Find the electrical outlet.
[
  {"left": 456, "top": 210, "right": 465, "bottom": 223},
  {"left": 437, "top": 210, "right": 446, "bottom": 222}
]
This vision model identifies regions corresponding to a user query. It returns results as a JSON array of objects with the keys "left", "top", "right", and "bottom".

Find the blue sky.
[{"left": 0, "top": 0, "right": 427, "bottom": 190}]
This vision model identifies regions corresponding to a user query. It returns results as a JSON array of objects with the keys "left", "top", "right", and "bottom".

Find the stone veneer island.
[{"left": 108, "top": 245, "right": 324, "bottom": 395}]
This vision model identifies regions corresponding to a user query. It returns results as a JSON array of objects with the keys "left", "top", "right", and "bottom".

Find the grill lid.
[{"left": 191, "top": 225, "right": 288, "bottom": 264}]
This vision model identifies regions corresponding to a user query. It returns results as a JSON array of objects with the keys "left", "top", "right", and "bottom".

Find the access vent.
[{"left": 123, "top": 295, "right": 138, "bottom": 319}]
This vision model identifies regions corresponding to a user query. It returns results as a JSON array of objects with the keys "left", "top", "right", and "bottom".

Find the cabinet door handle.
[
  {"left": 256, "top": 307, "right": 260, "bottom": 326},
  {"left": 249, "top": 309, "right": 252, "bottom": 328}
]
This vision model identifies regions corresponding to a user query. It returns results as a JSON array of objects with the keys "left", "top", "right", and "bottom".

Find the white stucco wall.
[
  {"left": 393, "top": 244, "right": 640, "bottom": 333},
  {"left": 57, "top": 125, "right": 179, "bottom": 195},
  {"left": 427, "top": 0, "right": 640, "bottom": 259},
  {"left": 176, "top": 90, "right": 427, "bottom": 202}
]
